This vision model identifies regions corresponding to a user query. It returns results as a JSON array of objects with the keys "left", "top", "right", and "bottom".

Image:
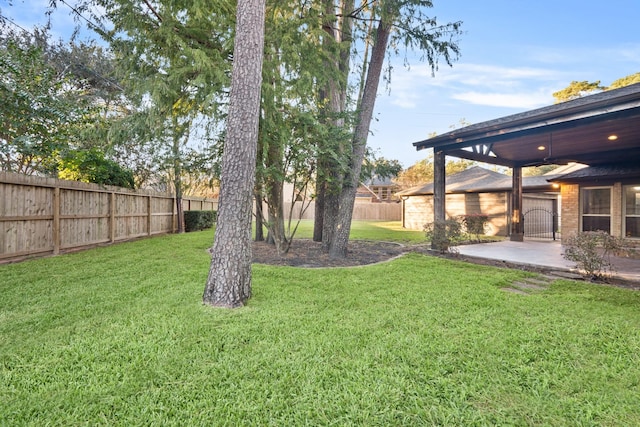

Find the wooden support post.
[
  {"left": 53, "top": 187, "right": 60, "bottom": 254},
  {"left": 432, "top": 150, "right": 446, "bottom": 250},
  {"left": 510, "top": 165, "right": 524, "bottom": 241}
]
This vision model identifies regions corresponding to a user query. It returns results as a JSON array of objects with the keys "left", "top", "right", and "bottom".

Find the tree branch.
[{"left": 142, "top": 0, "right": 163, "bottom": 23}]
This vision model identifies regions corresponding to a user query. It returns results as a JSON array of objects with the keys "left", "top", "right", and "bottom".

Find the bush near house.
[
  {"left": 424, "top": 218, "right": 464, "bottom": 253},
  {"left": 563, "top": 231, "right": 626, "bottom": 280},
  {"left": 459, "top": 213, "right": 490, "bottom": 240}
]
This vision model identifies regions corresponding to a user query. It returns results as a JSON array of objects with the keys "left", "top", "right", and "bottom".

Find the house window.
[
  {"left": 624, "top": 185, "right": 640, "bottom": 238},
  {"left": 581, "top": 187, "right": 611, "bottom": 232}
]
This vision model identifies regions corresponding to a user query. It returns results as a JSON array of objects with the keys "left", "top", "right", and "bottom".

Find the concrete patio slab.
[{"left": 453, "top": 239, "right": 640, "bottom": 284}]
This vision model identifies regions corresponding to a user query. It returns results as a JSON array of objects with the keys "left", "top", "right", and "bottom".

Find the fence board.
[
  {"left": 281, "top": 200, "right": 401, "bottom": 221},
  {"left": 0, "top": 172, "right": 217, "bottom": 263}
]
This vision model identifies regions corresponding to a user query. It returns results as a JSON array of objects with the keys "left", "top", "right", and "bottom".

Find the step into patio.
[{"left": 501, "top": 275, "right": 557, "bottom": 296}]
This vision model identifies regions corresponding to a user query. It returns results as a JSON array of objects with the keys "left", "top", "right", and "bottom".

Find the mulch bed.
[{"left": 251, "top": 239, "right": 408, "bottom": 268}]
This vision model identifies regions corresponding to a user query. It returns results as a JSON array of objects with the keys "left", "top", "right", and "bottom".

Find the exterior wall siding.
[{"left": 403, "top": 192, "right": 509, "bottom": 236}]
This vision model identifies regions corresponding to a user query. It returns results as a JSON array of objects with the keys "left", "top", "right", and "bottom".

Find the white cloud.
[
  {"left": 452, "top": 91, "right": 551, "bottom": 109},
  {"left": 386, "top": 61, "right": 564, "bottom": 109}
]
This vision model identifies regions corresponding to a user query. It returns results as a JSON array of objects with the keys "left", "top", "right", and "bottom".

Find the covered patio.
[{"left": 412, "top": 83, "right": 640, "bottom": 243}]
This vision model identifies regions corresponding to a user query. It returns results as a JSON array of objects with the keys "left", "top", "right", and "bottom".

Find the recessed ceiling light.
[
  {"left": 608, "top": 135, "right": 618, "bottom": 141},
  {"left": 537, "top": 145, "right": 546, "bottom": 151}
]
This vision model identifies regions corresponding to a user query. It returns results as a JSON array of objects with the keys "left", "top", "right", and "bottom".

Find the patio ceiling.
[{"left": 413, "top": 83, "right": 640, "bottom": 168}]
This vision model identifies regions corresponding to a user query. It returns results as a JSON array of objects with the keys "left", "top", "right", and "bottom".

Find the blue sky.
[{"left": 3, "top": 0, "right": 640, "bottom": 168}]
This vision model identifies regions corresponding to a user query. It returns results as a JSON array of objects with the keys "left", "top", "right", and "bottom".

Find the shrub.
[
  {"left": 184, "top": 210, "right": 217, "bottom": 232},
  {"left": 459, "top": 213, "right": 489, "bottom": 241},
  {"left": 424, "top": 218, "right": 464, "bottom": 253},
  {"left": 57, "top": 148, "right": 135, "bottom": 189},
  {"left": 563, "top": 231, "right": 625, "bottom": 280}
]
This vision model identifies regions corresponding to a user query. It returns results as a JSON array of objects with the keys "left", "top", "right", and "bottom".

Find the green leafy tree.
[
  {"left": 85, "top": 0, "right": 233, "bottom": 231},
  {"left": 360, "top": 151, "right": 403, "bottom": 183},
  {"left": 0, "top": 29, "right": 91, "bottom": 175},
  {"left": 609, "top": 72, "right": 640, "bottom": 90},
  {"left": 552, "top": 80, "right": 605, "bottom": 103},
  {"left": 394, "top": 155, "right": 476, "bottom": 188},
  {"left": 57, "top": 148, "right": 135, "bottom": 188},
  {"left": 394, "top": 158, "right": 433, "bottom": 188},
  {"left": 553, "top": 73, "right": 639, "bottom": 104},
  {"left": 253, "top": 0, "right": 346, "bottom": 254}
]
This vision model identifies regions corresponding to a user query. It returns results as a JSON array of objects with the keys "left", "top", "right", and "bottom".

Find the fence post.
[
  {"left": 147, "top": 195, "right": 152, "bottom": 236},
  {"left": 53, "top": 186, "right": 60, "bottom": 255},
  {"left": 109, "top": 192, "right": 115, "bottom": 243},
  {"left": 172, "top": 195, "right": 177, "bottom": 233}
]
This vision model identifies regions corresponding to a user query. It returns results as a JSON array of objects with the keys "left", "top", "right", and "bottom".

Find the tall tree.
[
  {"left": 323, "top": 0, "right": 463, "bottom": 258},
  {"left": 314, "top": 0, "right": 354, "bottom": 245},
  {"left": 91, "top": 0, "right": 232, "bottom": 229},
  {"left": 203, "top": 0, "right": 266, "bottom": 308},
  {"left": 329, "top": 9, "right": 393, "bottom": 257},
  {"left": 255, "top": 0, "right": 343, "bottom": 253}
]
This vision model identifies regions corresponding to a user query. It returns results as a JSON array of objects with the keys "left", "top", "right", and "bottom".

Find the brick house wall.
[
  {"left": 560, "top": 181, "right": 640, "bottom": 253},
  {"left": 560, "top": 184, "right": 579, "bottom": 241}
]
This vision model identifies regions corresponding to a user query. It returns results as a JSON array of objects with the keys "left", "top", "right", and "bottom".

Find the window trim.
[
  {"left": 580, "top": 186, "right": 612, "bottom": 233},
  {"left": 623, "top": 184, "right": 640, "bottom": 239}
]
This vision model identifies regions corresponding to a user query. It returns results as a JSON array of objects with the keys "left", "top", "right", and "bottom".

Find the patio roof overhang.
[{"left": 412, "top": 83, "right": 640, "bottom": 168}]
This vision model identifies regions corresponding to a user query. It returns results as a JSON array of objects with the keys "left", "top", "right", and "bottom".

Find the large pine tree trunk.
[
  {"left": 254, "top": 191, "right": 265, "bottom": 242},
  {"left": 329, "top": 17, "right": 391, "bottom": 259},
  {"left": 203, "top": 0, "right": 266, "bottom": 308},
  {"left": 314, "top": 0, "right": 352, "bottom": 245},
  {"left": 313, "top": 179, "right": 325, "bottom": 242}
]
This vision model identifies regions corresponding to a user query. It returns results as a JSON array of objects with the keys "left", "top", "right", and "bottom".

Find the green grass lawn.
[
  {"left": 1, "top": 222, "right": 639, "bottom": 426},
  {"left": 267, "top": 219, "right": 428, "bottom": 243}
]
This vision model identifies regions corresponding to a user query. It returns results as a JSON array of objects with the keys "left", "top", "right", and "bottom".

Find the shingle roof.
[
  {"left": 397, "top": 166, "right": 558, "bottom": 196},
  {"left": 549, "top": 162, "right": 640, "bottom": 183}
]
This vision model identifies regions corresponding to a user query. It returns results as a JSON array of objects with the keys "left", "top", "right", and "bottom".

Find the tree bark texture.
[
  {"left": 329, "top": 17, "right": 391, "bottom": 258},
  {"left": 313, "top": 180, "right": 325, "bottom": 242},
  {"left": 254, "top": 191, "right": 265, "bottom": 241},
  {"left": 203, "top": 0, "right": 266, "bottom": 308},
  {"left": 314, "top": 0, "right": 352, "bottom": 245}
]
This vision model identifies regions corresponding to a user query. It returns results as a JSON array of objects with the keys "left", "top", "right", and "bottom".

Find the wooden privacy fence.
[
  {"left": 283, "top": 200, "right": 402, "bottom": 221},
  {"left": 0, "top": 172, "right": 217, "bottom": 262}
]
